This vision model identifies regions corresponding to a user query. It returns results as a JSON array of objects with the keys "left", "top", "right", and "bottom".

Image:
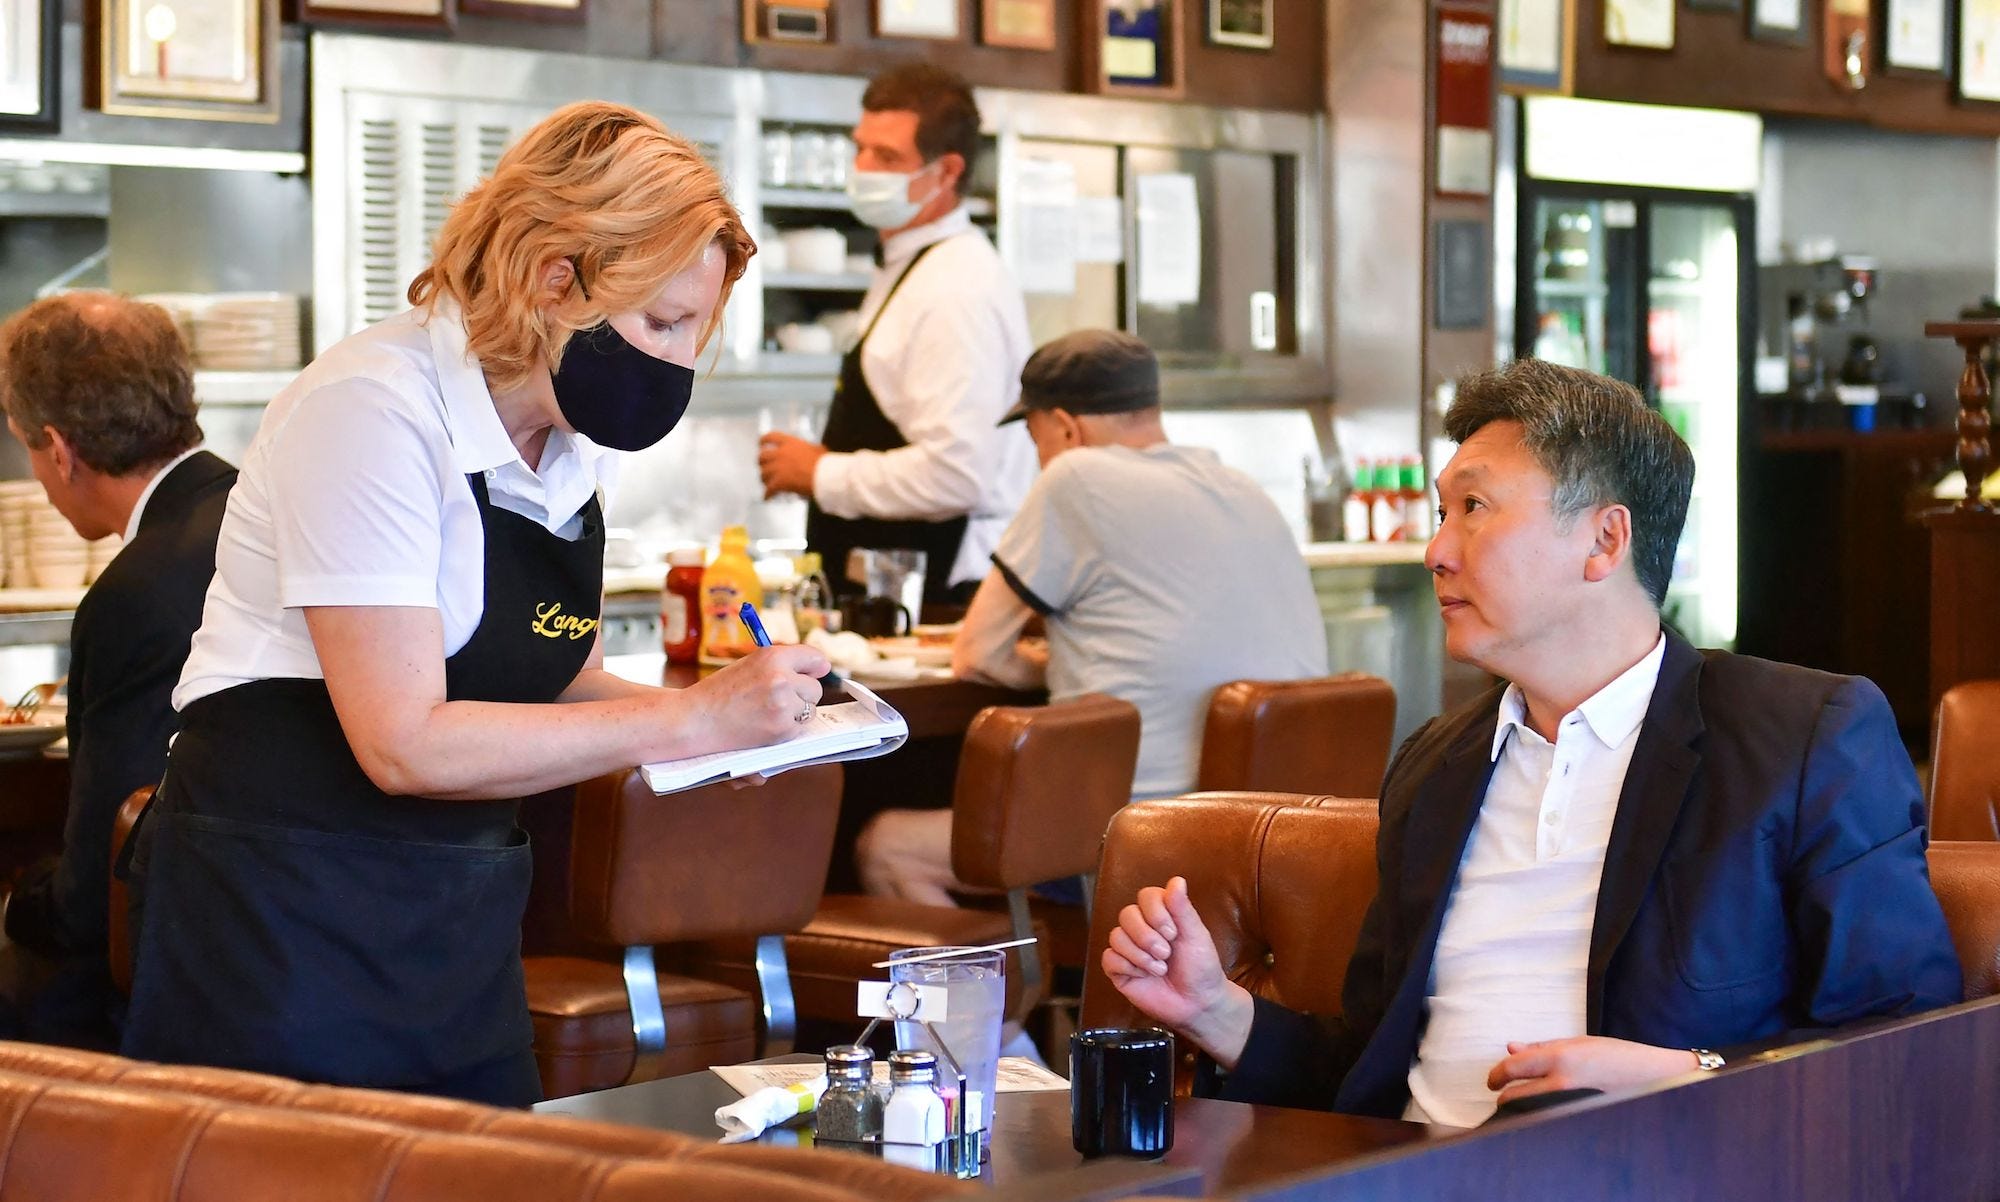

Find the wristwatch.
[{"left": 1691, "top": 1048, "right": 1726, "bottom": 1071}]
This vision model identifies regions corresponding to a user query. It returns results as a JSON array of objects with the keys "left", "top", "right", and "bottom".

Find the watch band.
[{"left": 1692, "top": 1048, "right": 1726, "bottom": 1071}]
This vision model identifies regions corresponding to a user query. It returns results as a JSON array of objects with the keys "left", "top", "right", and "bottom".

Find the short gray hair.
[{"left": 1443, "top": 359, "right": 1693, "bottom": 606}]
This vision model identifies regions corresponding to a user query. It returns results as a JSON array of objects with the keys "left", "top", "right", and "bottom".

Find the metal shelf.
[
  {"left": 193, "top": 370, "right": 300, "bottom": 406},
  {"left": 761, "top": 187, "right": 853, "bottom": 211},
  {"left": 763, "top": 272, "right": 871, "bottom": 291}
]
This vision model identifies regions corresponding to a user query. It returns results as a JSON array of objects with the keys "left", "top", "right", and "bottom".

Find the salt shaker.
[
  {"left": 882, "top": 1049, "right": 947, "bottom": 1169},
  {"left": 816, "top": 1045, "right": 881, "bottom": 1143}
]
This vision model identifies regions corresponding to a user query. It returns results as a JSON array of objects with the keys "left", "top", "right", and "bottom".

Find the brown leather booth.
[
  {"left": 0, "top": 1041, "right": 959, "bottom": 1201},
  {"left": 1078, "top": 797, "right": 2000, "bottom": 1084},
  {"left": 1078, "top": 793, "right": 1378, "bottom": 1061},
  {"left": 703, "top": 695, "right": 1140, "bottom": 1033},
  {"left": 526, "top": 764, "right": 843, "bottom": 1099},
  {"left": 1930, "top": 680, "right": 2000, "bottom": 840},
  {"left": 1196, "top": 674, "right": 1397, "bottom": 797},
  {"left": 1927, "top": 840, "right": 2000, "bottom": 1000}
]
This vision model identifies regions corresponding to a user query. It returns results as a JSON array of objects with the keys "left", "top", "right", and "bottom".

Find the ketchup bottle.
[{"left": 662, "top": 548, "right": 704, "bottom": 665}]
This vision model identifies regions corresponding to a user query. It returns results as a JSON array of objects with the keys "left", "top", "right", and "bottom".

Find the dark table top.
[
  {"left": 535, "top": 1064, "right": 1438, "bottom": 1198},
  {"left": 660, "top": 663, "right": 1044, "bottom": 741}
]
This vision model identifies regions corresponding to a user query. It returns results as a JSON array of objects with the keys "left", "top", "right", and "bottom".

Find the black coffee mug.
[
  {"left": 1070, "top": 1027, "right": 1175, "bottom": 1158},
  {"left": 839, "top": 594, "right": 912, "bottom": 638}
]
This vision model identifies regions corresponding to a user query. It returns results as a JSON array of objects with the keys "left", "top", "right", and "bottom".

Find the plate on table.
[
  {"left": 866, "top": 637, "right": 954, "bottom": 667},
  {"left": 0, "top": 713, "right": 64, "bottom": 757}
]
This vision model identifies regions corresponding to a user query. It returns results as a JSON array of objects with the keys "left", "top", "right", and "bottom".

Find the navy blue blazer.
[{"left": 1218, "top": 632, "right": 1963, "bottom": 1118}]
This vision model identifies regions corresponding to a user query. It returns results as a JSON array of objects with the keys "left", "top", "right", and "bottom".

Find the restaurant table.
[
  {"left": 535, "top": 1060, "right": 1437, "bottom": 1199},
  {"left": 657, "top": 663, "right": 1044, "bottom": 893}
]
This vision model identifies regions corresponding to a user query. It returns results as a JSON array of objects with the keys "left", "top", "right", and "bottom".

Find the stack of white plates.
[
  {"left": 133, "top": 293, "right": 208, "bottom": 352},
  {"left": 190, "top": 292, "right": 301, "bottom": 371},
  {"left": 0, "top": 482, "right": 94, "bottom": 589}
]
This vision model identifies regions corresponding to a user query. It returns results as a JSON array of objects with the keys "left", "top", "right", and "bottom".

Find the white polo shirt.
[
  {"left": 174, "top": 305, "right": 617, "bottom": 710},
  {"left": 1402, "top": 634, "right": 1667, "bottom": 1128}
]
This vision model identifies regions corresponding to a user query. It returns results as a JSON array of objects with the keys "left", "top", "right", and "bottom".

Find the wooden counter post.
[{"left": 1922, "top": 320, "right": 2000, "bottom": 726}]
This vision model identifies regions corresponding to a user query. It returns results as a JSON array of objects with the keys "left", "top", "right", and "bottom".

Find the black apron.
[
  {"left": 805, "top": 241, "right": 969, "bottom": 605},
  {"left": 120, "top": 473, "right": 603, "bottom": 1107}
]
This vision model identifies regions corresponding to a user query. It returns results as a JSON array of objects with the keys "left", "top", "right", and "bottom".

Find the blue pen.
[
  {"left": 740, "top": 601, "right": 843, "bottom": 693},
  {"left": 739, "top": 600, "right": 774, "bottom": 648}
]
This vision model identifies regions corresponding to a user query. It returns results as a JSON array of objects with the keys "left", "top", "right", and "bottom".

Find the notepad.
[{"left": 639, "top": 677, "right": 909, "bottom": 794}]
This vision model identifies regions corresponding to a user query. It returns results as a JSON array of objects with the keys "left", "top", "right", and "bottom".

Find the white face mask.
[{"left": 846, "top": 161, "right": 942, "bottom": 230}]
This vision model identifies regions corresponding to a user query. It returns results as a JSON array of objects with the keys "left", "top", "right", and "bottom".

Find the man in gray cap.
[{"left": 855, "top": 329, "right": 1329, "bottom": 907}]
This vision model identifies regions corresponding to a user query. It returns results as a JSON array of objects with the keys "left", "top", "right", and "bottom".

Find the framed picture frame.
[
  {"left": 1881, "top": 0, "right": 1946, "bottom": 72},
  {"left": 1960, "top": 0, "right": 2000, "bottom": 100},
  {"left": 0, "top": 0, "right": 58, "bottom": 133},
  {"left": 1208, "top": 0, "right": 1273, "bottom": 48},
  {"left": 1499, "top": 0, "right": 1572, "bottom": 92},
  {"left": 88, "top": 0, "right": 280, "bottom": 122},
  {"left": 744, "top": 0, "right": 834, "bottom": 44},
  {"left": 1603, "top": 0, "right": 1673, "bottom": 48},
  {"left": 1085, "top": 0, "right": 1184, "bottom": 97},
  {"left": 980, "top": 0, "right": 1056, "bottom": 48},
  {"left": 1748, "top": 0, "right": 1808, "bottom": 43},
  {"left": 875, "top": 0, "right": 961, "bottom": 39},
  {"left": 461, "top": 0, "right": 582, "bottom": 22},
  {"left": 301, "top": 0, "right": 454, "bottom": 28}
]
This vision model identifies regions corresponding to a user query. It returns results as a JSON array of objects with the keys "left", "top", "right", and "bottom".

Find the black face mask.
[{"left": 550, "top": 322, "right": 694, "bottom": 452}]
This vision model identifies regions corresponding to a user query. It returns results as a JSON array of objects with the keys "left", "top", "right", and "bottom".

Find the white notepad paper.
[{"left": 638, "top": 677, "right": 909, "bottom": 794}]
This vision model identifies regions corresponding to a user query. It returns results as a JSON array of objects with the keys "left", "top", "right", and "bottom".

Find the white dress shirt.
[
  {"left": 122, "top": 444, "right": 207, "bottom": 541},
  {"left": 810, "top": 204, "right": 1035, "bottom": 588},
  {"left": 175, "top": 304, "right": 617, "bottom": 710},
  {"left": 1402, "top": 634, "right": 1668, "bottom": 1128}
]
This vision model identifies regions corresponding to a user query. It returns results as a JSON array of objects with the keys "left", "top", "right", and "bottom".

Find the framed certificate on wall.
[
  {"left": 1749, "top": 0, "right": 1807, "bottom": 42},
  {"left": 1961, "top": 0, "right": 2000, "bottom": 99},
  {"left": 1883, "top": 0, "right": 1946, "bottom": 72},
  {"left": 1603, "top": 0, "right": 1672, "bottom": 49},
  {"left": 1499, "top": 0, "right": 1570, "bottom": 92}
]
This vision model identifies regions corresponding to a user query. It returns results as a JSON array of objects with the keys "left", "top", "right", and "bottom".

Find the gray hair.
[{"left": 1442, "top": 359, "right": 1693, "bottom": 606}]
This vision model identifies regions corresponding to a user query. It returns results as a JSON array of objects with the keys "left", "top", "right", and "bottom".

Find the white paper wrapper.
[{"left": 715, "top": 1076, "right": 826, "bottom": 1143}]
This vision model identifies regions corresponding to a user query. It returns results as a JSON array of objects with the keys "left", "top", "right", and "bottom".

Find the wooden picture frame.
[
  {"left": 1748, "top": 0, "right": 1808, "bottom": 43},
  {"left": 0, "top": 0, "right": 58, "bottom": 134},
  {"left": 875, "top": 0, "right": 962, "bottom": 39},
  {"left": 1960, "top": 0, "right": 2000, "bottom": 100},
  {"left": 89, "top": 0, "right": 280, "bottom": 122},
  {"left": 980, "top": 0, "right": 1056, "bottom": 48},
  {"left": 744, "top": 0, "right": 833, "bottom": 44},
  {"left": 1085, "top": 0, "right": 1185, "bottom": 97},
  {"left": 1603, "top": 0, "right": 1673, "bottom": 48},
  {"left": 461, "top": 0, "right": 582, "bottom": 22},
  {"left": 1499, "top": 0, "right": 1572, "bottom": 92},
  {"left": 1881, "top": 0, "right": 1946, "bottom": 73},
  {"left": 301, "top": 0, "right": 454, "bottom": 28},
  {"left": 1208, "top": 0, "right": 1273, "bottom": 48}
]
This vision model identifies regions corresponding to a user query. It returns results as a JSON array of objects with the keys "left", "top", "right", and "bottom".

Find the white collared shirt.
[
  {"left": 122, "top": 444, "right": 206, "bottom": 542},
  {"left": 1402, "top": 633, "right": 1668, "bottom": 1128},
  {"left": 810, "top": 204, "right": 1035, "bottom": 588},
  {"left": 174, "top": 305, "right": 616, "bottom": 709}
]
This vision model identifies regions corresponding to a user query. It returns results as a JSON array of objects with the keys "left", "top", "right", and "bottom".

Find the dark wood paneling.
[
  {"left": 1572, "top": 4, "right": 2000, "bottom": 138},
  {"left": 282, "top": 2, "right": 1324, "bottom": 113}
]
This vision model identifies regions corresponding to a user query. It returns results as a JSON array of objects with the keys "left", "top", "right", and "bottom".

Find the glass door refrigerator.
[{"left": 1514, "top": 182, "right": 1755, "bottom": 651}]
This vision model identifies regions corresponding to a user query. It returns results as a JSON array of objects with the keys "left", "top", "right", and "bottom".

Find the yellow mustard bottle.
[{"left": 699, "top": 525, "right": 763, "bottom": 665}]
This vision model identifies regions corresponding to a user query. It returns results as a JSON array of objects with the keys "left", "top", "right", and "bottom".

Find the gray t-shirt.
[{"left": 992, "top": 443, "right": 1329, "bottom": 797}]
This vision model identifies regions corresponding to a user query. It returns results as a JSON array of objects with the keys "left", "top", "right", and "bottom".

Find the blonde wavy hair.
[{"left": 408, "top": 100, "right": 755, "bottom": 391}]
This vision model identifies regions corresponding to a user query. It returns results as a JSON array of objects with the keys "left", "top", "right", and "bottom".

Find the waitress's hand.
[
  {"left": 687, "top": 643, "right": 832, "bottom": 746},
  {"left": 758, "top": 433, "right": 825, "bottom": 500}
]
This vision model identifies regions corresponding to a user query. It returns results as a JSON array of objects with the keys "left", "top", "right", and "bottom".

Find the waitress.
[{"left": 121, "top": 101, "right": 829, "bottom": 1107}]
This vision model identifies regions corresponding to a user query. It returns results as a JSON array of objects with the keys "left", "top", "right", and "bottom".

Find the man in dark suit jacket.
[
  {"left": 0, "top": 292, "right": 235, "bottom": 1046},
  {"left": 1104, "top": 359, "right": 1961, "bottom": 1125}
]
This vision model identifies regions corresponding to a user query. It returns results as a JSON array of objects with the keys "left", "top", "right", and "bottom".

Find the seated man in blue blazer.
[{"left": 1104, "top": 358, "right": 1962, "bottom": 1127}]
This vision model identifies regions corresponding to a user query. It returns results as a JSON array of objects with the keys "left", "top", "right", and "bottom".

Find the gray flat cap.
[{"left": 1001, "top": 329, "right": 1159, "bottom": 424}]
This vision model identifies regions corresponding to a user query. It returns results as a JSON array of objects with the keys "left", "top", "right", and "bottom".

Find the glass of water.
[{"left": 887, "top": 946, "right": 1005, "bottom": 1157}]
